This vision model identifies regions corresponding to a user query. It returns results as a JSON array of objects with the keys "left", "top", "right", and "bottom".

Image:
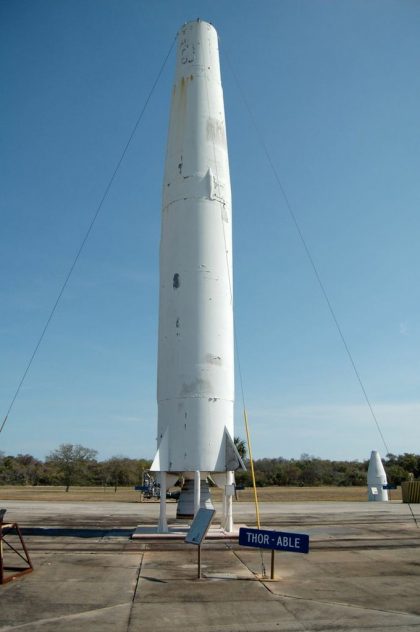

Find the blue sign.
[{"left": 239, "top": 527, "right": 309, "bottom": 554}]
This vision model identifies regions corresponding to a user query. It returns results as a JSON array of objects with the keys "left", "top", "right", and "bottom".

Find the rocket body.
[
  {"left": 367, "top": 450, "right": 389, "bottom": 501},
  {"left": 153, "top": 20, "right": 237, "bottom": 477}
]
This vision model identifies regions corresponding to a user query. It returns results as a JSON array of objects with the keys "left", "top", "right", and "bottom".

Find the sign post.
[
  {"left": 239, "top": 527, "right": 310, "bottom": 580},
  {"left": 185, "top": 508, "right": 216, "bottom": 579},
  {"left": 197, "top": 542, "right": 202, "bottom": 579}
]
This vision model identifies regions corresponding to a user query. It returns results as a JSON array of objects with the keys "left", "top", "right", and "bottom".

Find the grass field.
[{"left": 0, "top": 485, "right": 402, "bottom": 503}]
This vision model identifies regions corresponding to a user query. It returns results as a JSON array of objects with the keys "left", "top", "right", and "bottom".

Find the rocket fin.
[
  {"left": 225, "top": 428, "right": 246, "bottom": 471},
  {"left": 150, "top": 428, "right": 169, "bottom": 472}
]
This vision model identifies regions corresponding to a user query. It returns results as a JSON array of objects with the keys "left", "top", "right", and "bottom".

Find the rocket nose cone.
[
  {"left": 367, "top": 450, "right": 387, "bottom": 480},
  {"left": 179, "top": 19, "right": 217, "bottom": 36}
]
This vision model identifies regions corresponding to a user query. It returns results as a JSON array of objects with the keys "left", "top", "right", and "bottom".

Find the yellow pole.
[{"left": 243, "top": 408, "right": 261, "bottom": 529}]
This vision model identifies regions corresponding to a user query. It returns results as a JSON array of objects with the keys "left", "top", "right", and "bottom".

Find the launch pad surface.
[
  {"left": 132, "top": 524, "right": 242, "bottom": 539},
  {"left": 1, "top": 500, "right": 419, "bottom": 631}
]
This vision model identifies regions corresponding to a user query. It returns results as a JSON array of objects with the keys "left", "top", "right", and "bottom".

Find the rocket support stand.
[
  {"left": 158, "top": 472, "right": 168, "bottom": 533},
  {"left": 0, "top": 520, "right": 33, "bottom": 585},
  {"left": 194, "top": 471, "right": 201, "bottom": 517},
  {"left": 223, "top": 471, "right": 234, "bottom": 533}
]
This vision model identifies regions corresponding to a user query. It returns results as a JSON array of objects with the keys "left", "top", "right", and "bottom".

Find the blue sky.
[{"left": 1, "top": 0, "right": 419, "bottom": 461}]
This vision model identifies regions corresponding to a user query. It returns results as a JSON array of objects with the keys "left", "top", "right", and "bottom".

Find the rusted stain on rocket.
[
  {"left": 173, "top": 273, "right": 180, "bottom": 289},
  {"left": 180, "top": 378, "right": 212, "bottom": 397},
  {"left": 180, "top": 37, "right": 196, "bottom": 64},
  {"left": 206, "top": 353, "right": 222, "bottom": 366}
]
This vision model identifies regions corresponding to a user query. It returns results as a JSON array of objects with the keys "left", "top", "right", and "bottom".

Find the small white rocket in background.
[
  {"left": 151, "top": 20, "right": 244, "bottom": 532},
  {"left": 367, "top": 450, "right": 389, "bottom": 501}
]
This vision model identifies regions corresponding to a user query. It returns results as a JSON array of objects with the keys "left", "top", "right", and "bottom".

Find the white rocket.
[
  {"left": 367, "top": 450, "right": 389, "bottom": 501},
  {"left": 151, "top": 20, "right": 244, "bottom": 532}
]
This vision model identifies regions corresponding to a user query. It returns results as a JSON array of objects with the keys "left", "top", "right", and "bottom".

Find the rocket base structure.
[{"left": 150, "top": 20, "right": 244, "bottom": 532}]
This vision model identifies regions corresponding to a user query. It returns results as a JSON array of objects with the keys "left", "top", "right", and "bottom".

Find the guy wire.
[
  {"left": 221, "top": 44, "right": 390, "bottom": 458},
  {"left": 0, "top": 35, "right": 176, "bottom": 435}
]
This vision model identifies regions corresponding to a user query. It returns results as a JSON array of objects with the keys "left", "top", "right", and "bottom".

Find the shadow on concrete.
[{"left": 20, "top": 527, "right": 133, "bottom": 538}]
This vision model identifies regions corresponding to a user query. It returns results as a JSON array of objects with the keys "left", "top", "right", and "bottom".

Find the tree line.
[
  {"left": 0, "top": 445, "right": 151, "bottom": 491},
  {"left": 0, "top": 444, "right": 419, "bottom": 490},
  {"left": 235, "top": 452, "right": 420, "bottom": 488}
]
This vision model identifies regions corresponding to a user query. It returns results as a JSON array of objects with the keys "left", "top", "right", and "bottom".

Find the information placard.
[{"left": 185, "top": 508, "right": 216, "bottom": 545}]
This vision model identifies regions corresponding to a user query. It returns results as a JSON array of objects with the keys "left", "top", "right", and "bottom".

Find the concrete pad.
[
  {"left": 260, "top": 546, "right": 420, "bottom": 617},
  {"left": 127, "top": 600, "right": 300, "bottom": 632},
  {"left": 128, "top": 595, "right": 420, "bottom": 632},
  {"left": 3, "top": 499, "right": 419, "bottom": 529},
  {"left": 139, "top": 547, "right": 253, "bottom": 580},
  {"left": 0, "top": 604, "right": 132, "bottom": 632},
  {"left": 0, "top": 552, "right": 141, "bottom": 629},
  {"left": 132, "top": 524, "right": 243, "bottom": 539},
  {"left": 1, "top": 500, "right": 420, "bottom": 631},
  {"left": 278, "top": 595, "right": 420, "bottom": 632},
  {"left": 138, "top": 549, "right": 256, "bottom": 585},
  {"left": 136, "top": 576, "right": 271, "bottom": 603}
]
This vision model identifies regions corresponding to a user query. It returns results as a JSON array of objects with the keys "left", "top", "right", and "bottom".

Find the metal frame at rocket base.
[{"left": 151, "top": 20, "right": 244, "bottom": 532}]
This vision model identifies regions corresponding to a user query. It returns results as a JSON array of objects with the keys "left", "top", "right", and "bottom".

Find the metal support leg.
[
  {"left": 224, "top": 470, "right": 234, "bottom": 533},
  {"left": 158, "top": 472, "right": 168, "bottom": 533},
  {"left": 0, "top": 521, "right": 33, "bottom": 585},
  {"left": 194, "top": 470, "right": 201, "bottom": 517}
]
